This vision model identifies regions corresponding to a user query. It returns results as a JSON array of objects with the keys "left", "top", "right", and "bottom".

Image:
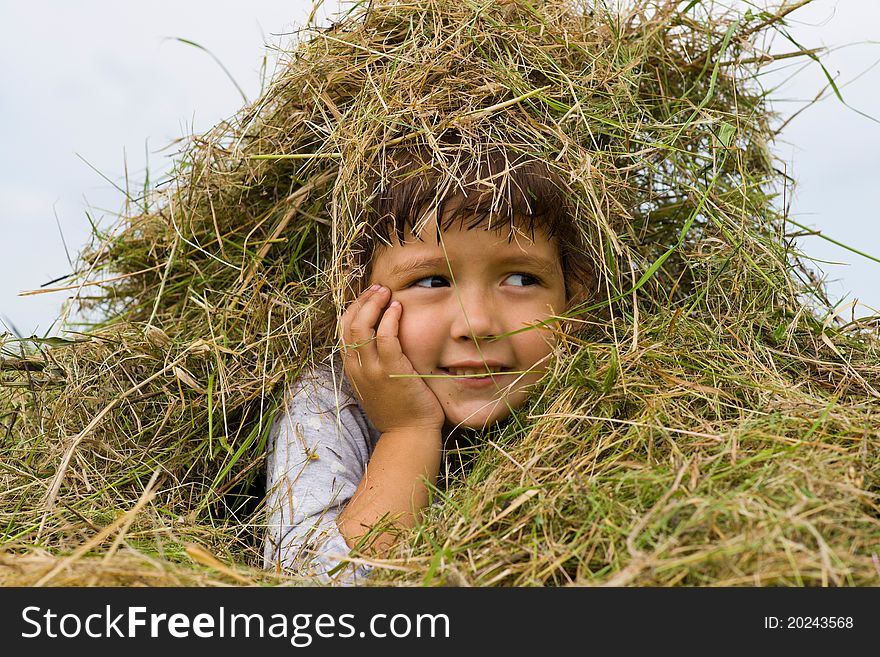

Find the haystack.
[{"left": 2, "top": 0, "right": 878, "bottom": 587}]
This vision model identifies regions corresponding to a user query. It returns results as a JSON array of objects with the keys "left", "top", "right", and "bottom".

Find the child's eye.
[
  {"left": 505, "top": 273, "right": 541, "bottom": 287},
  {"left": 412, "top": 275, "right": 450, "bottom": 288}
]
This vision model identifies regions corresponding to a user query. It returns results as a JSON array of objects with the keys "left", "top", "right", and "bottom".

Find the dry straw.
[{"left": 1, "top": 0, "right": 878, "bottom": 586}]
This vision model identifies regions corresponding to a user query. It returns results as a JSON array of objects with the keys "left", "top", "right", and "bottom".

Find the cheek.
[
  {"left": 511, "top": 326, "right": 557, "bottom": 371},
  {"left": 395, "top": 306, "right": 441, "bottom": 366}
]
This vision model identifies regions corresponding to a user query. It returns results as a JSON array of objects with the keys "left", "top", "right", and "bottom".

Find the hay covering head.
[{"left": 2, "top": 0, "right": 879, "bottom": 586}]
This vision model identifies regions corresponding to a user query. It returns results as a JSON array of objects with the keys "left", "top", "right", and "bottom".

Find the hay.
[{"left": 2, "top": 0, "right": 878, "bottom": 586}]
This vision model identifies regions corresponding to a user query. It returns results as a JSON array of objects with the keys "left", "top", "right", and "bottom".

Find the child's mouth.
[{"left": 437, "top": 366, "right": 513, "bottom": 385}]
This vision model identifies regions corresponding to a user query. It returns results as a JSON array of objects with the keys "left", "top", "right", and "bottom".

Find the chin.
[{"left": 443, "top": 400, "right": 515, "bottom": 432}]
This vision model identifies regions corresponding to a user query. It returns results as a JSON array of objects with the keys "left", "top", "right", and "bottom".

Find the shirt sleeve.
[{"left": 263, "top": 366, "right": 375, "bottom": 585}]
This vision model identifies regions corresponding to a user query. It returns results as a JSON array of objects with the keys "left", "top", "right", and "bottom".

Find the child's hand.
[{"left": 340, "top": 285, "right": 445, "bottom": 434}]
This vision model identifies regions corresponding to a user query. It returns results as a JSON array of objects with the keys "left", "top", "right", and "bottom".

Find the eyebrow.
[{"left": 386, "top": 253, "right": 559, "bottom": 280}]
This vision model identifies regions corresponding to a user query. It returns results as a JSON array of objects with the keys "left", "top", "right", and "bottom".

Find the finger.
[
  {"left": 349, "top": 285, "right": 390, "bottom": 347},
  {"left": 339, "top": 293, "right": 370, "bottom": 374},
  {"left": 340, "top": 285, "right": 378, "bottom": 346},
  {"left": 375, "top": 300, "right": 409, "bottom": 371}
]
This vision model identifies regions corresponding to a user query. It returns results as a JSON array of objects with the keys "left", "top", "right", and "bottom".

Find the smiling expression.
[{"left": 368, "top": 217, "right": 568, "bottom": 432}]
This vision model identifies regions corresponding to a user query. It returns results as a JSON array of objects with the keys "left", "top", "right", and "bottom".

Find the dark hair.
[{"left": 360, "top": 148, "right": 596, "bottom": 303}]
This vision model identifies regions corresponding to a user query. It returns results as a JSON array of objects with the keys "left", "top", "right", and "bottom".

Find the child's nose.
[{"left": 449, "top": 287, "right": 501, "bottom": 342}]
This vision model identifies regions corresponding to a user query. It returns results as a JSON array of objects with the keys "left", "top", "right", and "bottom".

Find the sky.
[
  {"left": 759, "top": 0, "right": 880, "bottom": 319},
  {"left": 1, "top": 0, "right": 878, "bottom": 337}
]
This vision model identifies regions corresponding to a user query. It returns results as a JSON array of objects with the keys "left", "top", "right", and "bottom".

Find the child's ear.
[
  {"left": 564, "top": 276, "right": 591, "bottom": 311},
  {"left": 561, "top": 278, "right": 591, "bottom": 335}
]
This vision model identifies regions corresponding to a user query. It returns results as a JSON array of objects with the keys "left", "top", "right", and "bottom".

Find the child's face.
[{"left": 368, "top": 218, "right": 567, "bottom": 431}]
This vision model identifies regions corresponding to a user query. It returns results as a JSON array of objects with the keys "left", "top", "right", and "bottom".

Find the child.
[{"left": 263, "top": 150, "right": 594, "bottom": 584}]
